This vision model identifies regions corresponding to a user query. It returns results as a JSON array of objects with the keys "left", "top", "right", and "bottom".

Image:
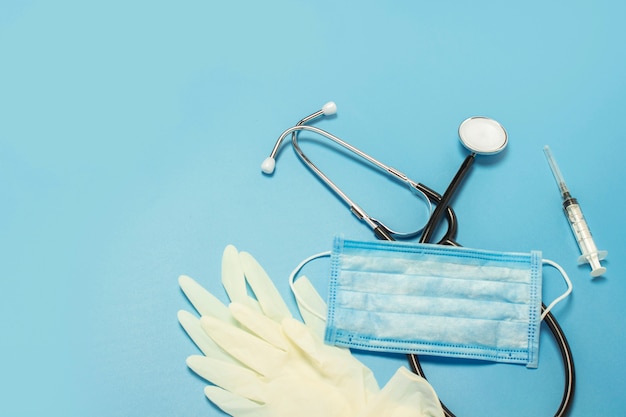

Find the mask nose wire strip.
[{"left": 541, "top": 259, "right": 574, "bottom": 321}]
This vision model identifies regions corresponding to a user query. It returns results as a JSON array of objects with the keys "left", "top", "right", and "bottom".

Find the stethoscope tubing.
[{"left": 419, "top": 153, "right": 474, "bottom": 244}]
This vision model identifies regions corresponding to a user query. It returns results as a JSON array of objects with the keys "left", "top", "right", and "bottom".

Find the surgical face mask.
[{"left": 322, "top": 237, "right": 571, "bottom": 369}]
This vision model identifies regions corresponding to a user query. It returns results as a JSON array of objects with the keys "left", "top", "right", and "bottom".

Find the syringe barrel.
[{"left": 563, "top": 200, "right": 599, "bottom": 260}]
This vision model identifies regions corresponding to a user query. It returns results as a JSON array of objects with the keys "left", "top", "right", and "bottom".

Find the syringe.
[{"left": 543, "top": 145, "right": 607, "bottom": 277}]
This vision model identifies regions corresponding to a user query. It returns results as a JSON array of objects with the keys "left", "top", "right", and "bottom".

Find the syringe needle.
[
  {"left": 543, "top": 146, "right": 607, "bottom": 278},
  {"left": 543, "top": 146, "right": 570, "bottom": 198}
]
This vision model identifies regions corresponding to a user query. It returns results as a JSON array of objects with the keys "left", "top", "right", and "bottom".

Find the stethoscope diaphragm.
[{"left": 458, "top": 116, "right": 508, "bottom": 155}]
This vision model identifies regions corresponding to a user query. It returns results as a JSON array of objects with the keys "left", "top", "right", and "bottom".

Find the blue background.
[{"left": 1, "top": 1, "right": 624, "bottom": 416}]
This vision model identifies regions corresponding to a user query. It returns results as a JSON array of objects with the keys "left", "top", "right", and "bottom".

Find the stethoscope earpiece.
[
  {"left": 261, "top": 157, "right": 276, "bottom": 174},
  {"left": 322, "top": 101, "right": 337, "bottom": 116}
]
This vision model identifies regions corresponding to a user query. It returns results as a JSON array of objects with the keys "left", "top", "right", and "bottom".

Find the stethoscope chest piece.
[{"left": 458, "top": 116, "right": 508, "bottom": 155}]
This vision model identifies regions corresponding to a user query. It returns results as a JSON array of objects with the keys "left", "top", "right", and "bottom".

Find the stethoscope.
[{"left": 262, "top": 102, "right": 575, "bottom": 417}]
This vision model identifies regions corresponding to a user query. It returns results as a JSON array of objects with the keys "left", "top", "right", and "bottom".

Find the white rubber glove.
[
  {"left": 362, "top": 367, "right": 446, "bottom": 417},
  {"left": 178, "top": 245, "right": 444, "bottom": 417}
]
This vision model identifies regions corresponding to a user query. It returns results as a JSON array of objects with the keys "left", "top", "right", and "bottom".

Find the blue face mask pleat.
[{"left": 325, "top": 236, "right": 543, "bottom": 368}]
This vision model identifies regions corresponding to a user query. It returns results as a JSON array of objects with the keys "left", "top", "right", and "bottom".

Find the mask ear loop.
[
  {"left": 288, "top": 251, "right": 330, "bottom": 322},
  {"left": 541, "top": 259, "right": 573, "bottom": 321}
]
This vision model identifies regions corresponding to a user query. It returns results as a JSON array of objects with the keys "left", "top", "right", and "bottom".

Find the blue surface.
[{"left": 1, "top": 1, "right": 624, "bottom": 416}]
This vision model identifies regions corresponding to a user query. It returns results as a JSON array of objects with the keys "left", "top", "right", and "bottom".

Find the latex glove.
[
  {"left": 362, "top": 367, "right": 446, "bottom": 417},
  {"left": 188, "top": 303, "right": 444, "bottom": 416},
  {"left": 178, "top": 245, "right": 374, "bottom": 380},
  {"left": 178, "top": 245, "right": 444, "bottom": 417},
  {"left": 178, "top": 245, "right": 379, "bottom": 411},
  {"left": 179, "top": 245, "right": 322, "bottom": 331}
]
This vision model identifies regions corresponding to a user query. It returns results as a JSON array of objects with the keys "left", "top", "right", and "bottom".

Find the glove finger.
[
  {"left": 362, "top": 367, "right": 444, "bottom": 417},
  {"left": 201, "top": 315, "right": 286, "bottom": 377},
  {"left": 186, "top": 355, "right": 265, "bottom": 403},
  {"left": 229, "top": 302, "right": 289, "bottom": 351},
  {"left": 221, "top": 245, "right": 266, "bottom": 313},
  {"left": 177, "top": 310, "right": 240, "bottom": 365},
  {"left": 179, "top": 275, "right": 232, "bottom": 324},
  {"left": 292, "top": 275, "right": 327, "bottom": 338},
  {"left": 204, "top": 385, "right": 263, "bottom": 417},
  {"left": 282, "top": 318, "right": 380, "bottom": 405},
  {"left": 221, "top": 245, "right": 251, "bottom": 304},
  {"left": 281, "top": 317, "right": 336, "bottom": 369},
  {"left": 239, "top": 251, "right": 292, "bottom": 322}
]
